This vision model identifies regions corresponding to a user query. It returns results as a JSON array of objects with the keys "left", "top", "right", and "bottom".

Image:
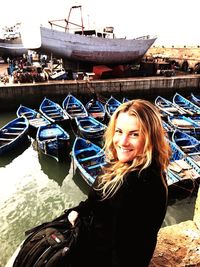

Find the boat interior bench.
[
  {"left": 0, "top": 137, "right": 14, "bottom": 141},
  {"left": 188, "top": 151, "right": 200, "bottom": 156},
  {"left": 67, "top": 103, "right": 80, "bottom": 107},
  {"left": 21, "top": 112, "right": 33, "bottom": 118},
  {"left": 43, "top": 105, "right": 57, "bottom": 109},
  {"left": 79, "top": 154, "right": 104, "bottom": 162},
  {"left": 47, "top": 113, "right": 63, "bottom": 119},
  {"left": 70, "top": 113, "right": 86, "bottom": 118},
  {"left": 181, "top": 144, "right": 197, "bottom": 149},
  {"left": 67, "top": 107, "right": 83, "bottom": 112},
  {"left": 40, "top": 128, "right": 63, "bottom": 138},
  {"left": 88, "top": 107, "right": 102, "bottom": 111},
  {"left": 2, "top": 132, "right": 20, "bottom": 135},
  {"left": 8, "top": 127, "right": 25, "bottom": 131},
  {"left": 76, "top": 148, "right": 95, "bottom": 155},
  {"left": 87, "top": 162, "right": 104, "bottom": 170}
]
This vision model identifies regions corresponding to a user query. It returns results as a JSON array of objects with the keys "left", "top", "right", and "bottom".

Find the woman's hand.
[{"left": 68, "top": 210, "right": 79, "bottom": 226}]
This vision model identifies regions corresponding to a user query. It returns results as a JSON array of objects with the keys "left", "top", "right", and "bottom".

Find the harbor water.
[{"left": 0, "top": 111, "right": 197, "bottom": 267}]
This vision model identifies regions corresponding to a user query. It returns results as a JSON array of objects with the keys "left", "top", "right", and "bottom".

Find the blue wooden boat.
[
  {"left": 105, "top": 96, "right": 121, "bottom": 119},
  {"left": 172, "top": 130, "right": 200, "bottom": 167},
  {"left": 162, "top": 120, "right": 173, "bottom": 139},
  {"left": 62, "top": 93, "right": 88, "bottom": 120},
  {"left": 16, "top": 105, "right": 50, "bottom": 135},
  {"left": 85, "top": 99, "right": 106, "bottom": 122},
  {"left": 189, "top": 115, "right": 200, "bottom": 127},
  {"left": 72, "top": 137, "right": 106, "bottom": 186},
  {"left": 75, "top": 116, "right": 107, "bottom": 139},
  {"left": 39, "top": 97, "right": 69, "bottom": 124},
  {"left": 36, "top": 124, "right": 70, "bottom": 162},
  {"left": 167, "top": 140, "right": 200, "bottom": 186},
  {"left": 0, "top": 117, "right": 29, "bottom": 155},
  {"left": 167, "top": 115, "right": 200, "bottom": 136},
  {"left": 190, "top": 93, "right": 200, "bottom": 107},
  {"left": 155, "top": 95, "right": 188, "bottom": 117},
  {"left": 173, "top": 92, "right": 200, "bottom": 116},
  {"left": 172, "top": 129, "right": 200, "bottom": 154},
  {"left": 122, "top": 97, "right": 130, "bottom": 103}
]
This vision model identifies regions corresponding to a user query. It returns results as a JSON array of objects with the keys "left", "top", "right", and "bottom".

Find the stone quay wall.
[
  {"left": 150, "top": 188, "right": 200, "bottom": 267},
  {"left": 0, "top": 74, "right": 200, "bottom": 111}
]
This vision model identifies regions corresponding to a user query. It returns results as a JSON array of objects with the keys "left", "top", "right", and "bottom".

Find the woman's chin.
[{"left": 118, "top": 156, "right": 132, "bottom": 163}]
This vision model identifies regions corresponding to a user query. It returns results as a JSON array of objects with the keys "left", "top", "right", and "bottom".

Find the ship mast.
[
  {"left": 48, "top": 5, "right": 84, "bottom": 34},
  {"left": 65, "top": 5, "right": 84, "bottom": 34}
]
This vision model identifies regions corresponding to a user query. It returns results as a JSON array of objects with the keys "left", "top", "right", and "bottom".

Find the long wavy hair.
[{"left": 97, "top": 99, "right": 171, "bottom": 199}]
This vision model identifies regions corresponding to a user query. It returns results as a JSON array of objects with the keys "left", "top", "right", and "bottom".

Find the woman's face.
[{"left": 113, "top": 112, "right": 145, "bottom": 163}]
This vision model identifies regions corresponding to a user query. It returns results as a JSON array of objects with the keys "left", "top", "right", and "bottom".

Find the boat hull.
[
  {"left": 75, "top": 116, "right": 107, "bottom": 139},
  {"left": 24, "top": 26, "right": 156, "bottom": 65},
  {"left": 0, "top": 117, "right": 29, "bottom": 155},
  {"left": 0, "top": 37, "right": 28, "bottom": 57},
  {"left": 16, "top": 104, "right": 50, "bottom": 137},
  {"left": 168, "top": 140, "right": 200, "bottom": 190},
  {"left": 62, "top": 93, "right": 88, "bottom": 120},
  {"left": 36, "top": 124, "right": 70, "bottom": 162},
  {"left": 72, "top": 137, "right": 105, "bottom": 185},
  {"left": 105, "top": 96, "right": 121, "bottom": 119},
  {"left": 39, "top": 97, "right": 69, "bottom": 125},
  {"left": 85, "top": 99, "right": 106, "bottom": 122}
]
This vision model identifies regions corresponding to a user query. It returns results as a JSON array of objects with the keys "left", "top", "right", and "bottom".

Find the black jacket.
[{"left": 73, "top": 163, "right": 168, "bottom": 267}]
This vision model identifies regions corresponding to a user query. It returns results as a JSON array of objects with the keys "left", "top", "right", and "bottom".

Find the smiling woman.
[{"left": 67, "top": 99, "right": 171, "bottom": 267}]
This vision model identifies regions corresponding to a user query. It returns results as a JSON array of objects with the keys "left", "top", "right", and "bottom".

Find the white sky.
[{"left": 0, "top": 0, "right": 199, "bottom": 46}]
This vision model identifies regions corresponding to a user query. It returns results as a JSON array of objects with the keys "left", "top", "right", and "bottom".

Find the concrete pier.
[{"left": 0, "top": 74, "right": 200, "bottom": 111}]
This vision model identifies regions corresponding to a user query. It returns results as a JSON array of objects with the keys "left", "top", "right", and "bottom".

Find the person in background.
[{"left": 68, "top": 99, "right": 171, "bottom": 267}]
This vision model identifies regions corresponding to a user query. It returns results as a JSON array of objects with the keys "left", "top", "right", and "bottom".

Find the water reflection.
[
  {"left": 38, "top": 152, "right": 71, "bottom": 186},
  {"left": 72, "top": 167, "right": 90, "bottom": 195},
  {"left": 0, "top": 137, "right": 31, "bottom": 167}
]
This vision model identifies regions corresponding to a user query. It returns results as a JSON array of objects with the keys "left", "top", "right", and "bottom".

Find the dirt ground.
[{"left": 0, "top": 63, "right": 8, "bottom": 75}]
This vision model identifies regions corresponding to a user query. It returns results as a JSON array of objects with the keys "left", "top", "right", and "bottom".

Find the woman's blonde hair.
[{"left": 97, "top": 99, "right": 171, "bottom": 199}]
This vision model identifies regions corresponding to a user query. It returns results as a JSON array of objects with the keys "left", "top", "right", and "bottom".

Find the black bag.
[{"left": 12, "top": 210, "right": 93, "bottom": 267}]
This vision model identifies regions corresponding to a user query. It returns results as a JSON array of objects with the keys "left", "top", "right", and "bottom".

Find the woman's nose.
[{"left": 120, "top": 134, "right": 129, "bottom": 145}]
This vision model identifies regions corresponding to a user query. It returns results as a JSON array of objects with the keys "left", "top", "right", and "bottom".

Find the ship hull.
[
  {"left": 37, "top": 27, "right": 156, "bottom": 64},
  {"left": 0, "top": 37, "right": 27, "bottom": 57}
]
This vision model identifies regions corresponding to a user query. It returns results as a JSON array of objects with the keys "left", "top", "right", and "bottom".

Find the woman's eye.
[
  {"left": 130, "top": 132, "right": 139, "bottom": 137},
  {"left": 115, "top": 129, "right": 122, "bottom": 133}
]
